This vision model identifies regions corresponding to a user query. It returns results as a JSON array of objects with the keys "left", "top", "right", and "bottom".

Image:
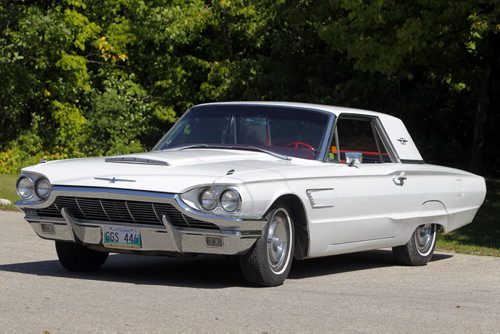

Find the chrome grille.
[
  {"left": 34, "top": 196, "right": 218, "bottom": 230},
  {"left": 76, "top": 197, "right": 106, "bottom": 220}
]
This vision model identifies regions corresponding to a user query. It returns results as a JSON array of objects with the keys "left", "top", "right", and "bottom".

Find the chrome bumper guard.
[{"left": 18, "top": 186, "right": 266, "bottom": 256}]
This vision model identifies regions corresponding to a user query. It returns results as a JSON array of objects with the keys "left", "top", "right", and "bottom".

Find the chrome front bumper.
[{"left": 17, "top": 186, "right": 266, "bottom": 255}]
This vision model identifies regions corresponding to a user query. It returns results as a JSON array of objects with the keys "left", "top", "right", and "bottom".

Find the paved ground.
[{"left": 0, "top": 210, "right": 499, "bottom": 333}]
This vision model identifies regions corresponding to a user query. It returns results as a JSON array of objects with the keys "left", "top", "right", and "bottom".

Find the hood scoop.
[{"left": 105, "top": 156, "right": 169, "bottom": 166}]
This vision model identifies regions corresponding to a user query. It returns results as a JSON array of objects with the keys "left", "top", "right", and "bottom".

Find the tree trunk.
[{"left": 468, "top": 67, "right": 491, "bottom": 175}]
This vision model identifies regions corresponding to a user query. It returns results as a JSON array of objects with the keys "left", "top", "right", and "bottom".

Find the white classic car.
[{"left": 15, "top": 102, "right": 486, "bottom": 286}]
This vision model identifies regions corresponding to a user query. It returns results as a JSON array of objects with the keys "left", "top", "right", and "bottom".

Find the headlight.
[
  {"left": 16, "top": 176, "right": 35, "bottom": 199},
  {"left": 183, "top": 186, "right": 243, "bottom": 214},
  {"left": 199, "top": 189, "right": 217, "bottom": 211},
  {"left": 35, "top": 178, "right": 51, "bottom": 199},
  {"left": 220, "top": 189, "right": 241, "bottom": 212}
]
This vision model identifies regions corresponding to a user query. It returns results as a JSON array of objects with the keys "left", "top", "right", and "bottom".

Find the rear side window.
[{"left": 332, "top": 117, "right": 392, "bottom": 163}]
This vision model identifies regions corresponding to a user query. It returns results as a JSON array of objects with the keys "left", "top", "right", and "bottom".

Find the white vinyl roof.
[{"left": 199, "top": 101, "right": 389, "bottom": 117}]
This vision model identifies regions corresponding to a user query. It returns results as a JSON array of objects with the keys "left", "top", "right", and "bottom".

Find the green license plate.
[{"left": 102, "top": 226, "right": 142, "bottom": 249}]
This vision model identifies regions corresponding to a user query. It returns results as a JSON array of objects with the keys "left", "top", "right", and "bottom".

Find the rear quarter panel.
[{"left": 399, "top": 164, "right": 486, "bottom": 243}]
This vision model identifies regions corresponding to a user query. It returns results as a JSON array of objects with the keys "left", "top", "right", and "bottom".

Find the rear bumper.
[{"left": 18, "top": 186, "right": 266, "bottom": 255}]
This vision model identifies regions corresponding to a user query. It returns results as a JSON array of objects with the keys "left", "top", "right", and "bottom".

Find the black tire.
[
  {"left": 55, "top": 241, "right": 109, "bottom": 271},
  {"left": 393, "top": 224, "right": 437, "bottom": 266},
  {"left": 239, "top": 206, "right": 295, "bottom": 287}
]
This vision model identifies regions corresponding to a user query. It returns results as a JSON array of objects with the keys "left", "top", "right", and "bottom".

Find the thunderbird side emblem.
[
  {"left": 397, "top": 137, "right": 408, "bottom": 145},
  {"left": 95, "top": 177, "right": 136, "bottom": 183}
]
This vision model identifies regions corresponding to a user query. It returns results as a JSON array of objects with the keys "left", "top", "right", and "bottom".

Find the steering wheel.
[{"left": 286, "top": 141, "right": 316, "bottom": 152}]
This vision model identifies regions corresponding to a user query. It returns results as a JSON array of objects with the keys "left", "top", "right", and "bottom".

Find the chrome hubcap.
[
  {"left": 415, "top": 224, "right": 436, "bottom": 256},
  {"left": 267, "top": 209, "right": 291, "bottom": 274}
]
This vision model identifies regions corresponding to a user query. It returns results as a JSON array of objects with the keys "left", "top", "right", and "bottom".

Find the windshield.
[{"left": 154, "top": 105, "right": 331, "bottom": 160}]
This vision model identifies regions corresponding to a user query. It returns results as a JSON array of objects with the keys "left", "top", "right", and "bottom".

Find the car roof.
[{"left": 196, "top": 101, "right": 389, "bottom": 118}]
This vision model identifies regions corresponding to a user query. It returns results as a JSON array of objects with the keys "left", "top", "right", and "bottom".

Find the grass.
[
  {"left": 0, "top": 174, "right": 19, "bottom": 211},
  {"left": 437, "top": 178, "right": 500, "bottom": 256},
  {"left": 0, "top": 174, "right": 498, "bottom": 255}
]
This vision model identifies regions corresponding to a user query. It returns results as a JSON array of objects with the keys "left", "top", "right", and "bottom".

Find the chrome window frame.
[{"left": 324, "top": 113, "right": 401, "bottom": 164}]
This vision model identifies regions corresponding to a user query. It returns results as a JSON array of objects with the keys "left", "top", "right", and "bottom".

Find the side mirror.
[{"left": 346, "top": 152, "right": 363, "bottom": 167}]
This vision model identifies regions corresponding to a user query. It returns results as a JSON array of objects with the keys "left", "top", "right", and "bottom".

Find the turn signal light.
[{"left": 206, "top": 237, "right": 223, "bottom": 247}]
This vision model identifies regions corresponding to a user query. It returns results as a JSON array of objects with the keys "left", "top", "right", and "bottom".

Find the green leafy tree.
[
  {"left": 0, "top": 0, "right": 498, "bottom": 176},
  {"left": 84, "top": 73, "right": 152, "bottom": 156}
]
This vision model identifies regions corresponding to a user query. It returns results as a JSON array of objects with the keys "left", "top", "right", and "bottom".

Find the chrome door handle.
[{"left": 393, "top": 173, "right": 407, "bottom": 186}]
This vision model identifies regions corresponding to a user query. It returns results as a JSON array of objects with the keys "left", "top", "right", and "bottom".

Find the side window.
[{"left": 330, "top": 117, "right": 392, "bottom": 163}]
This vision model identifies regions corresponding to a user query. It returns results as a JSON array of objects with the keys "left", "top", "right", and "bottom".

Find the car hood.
[{"left": 22, "top": 149, "right": 306, "bottom": 193}]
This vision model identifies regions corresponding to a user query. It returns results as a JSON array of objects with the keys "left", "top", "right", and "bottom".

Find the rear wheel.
[
  {"left": 393, "top": 224, "right": 437, "bottom": 266},
  {"left": 55, "top": 241, "right": 109, "bottom": 271},
  {"left": 239, "top": 207, "right": 294, "bottom": 287}
]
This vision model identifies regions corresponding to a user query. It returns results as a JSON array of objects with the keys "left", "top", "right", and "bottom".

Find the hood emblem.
[
  {"left": 95, "top": 177, "right": 136, "bottom": 184},
  {"left": 397, "top": 137, "right": 408, "bottom": 145}
]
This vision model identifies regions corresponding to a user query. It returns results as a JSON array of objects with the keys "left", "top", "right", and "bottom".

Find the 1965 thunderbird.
[{"left": 15, "top": 102, "right": 486, "bottom": 286}]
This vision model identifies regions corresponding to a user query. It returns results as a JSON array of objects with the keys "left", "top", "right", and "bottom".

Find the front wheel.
[
  {"left": 393, "top": 224, "right": 437, "bottom": 266},
  {"left": 55, "top": 241, "right": 109, "bottom": 271},
  {"left": 239, "top": 207, "right": 294, "bottom": 287}
]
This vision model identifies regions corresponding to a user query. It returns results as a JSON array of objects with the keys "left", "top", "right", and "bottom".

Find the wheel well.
[
  {"left": 268, "top": 194, "right": 309, "bottom": 260},
  {"left": 420, "top": 200, "right": 448, "bottom": 233}
]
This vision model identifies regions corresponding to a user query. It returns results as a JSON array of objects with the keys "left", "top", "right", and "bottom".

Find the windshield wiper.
[
  {"left": 173, "top": 144, "right": 291, "bottom": 161},
  {"left": 237, "top": 146, "right": 292, "bottom": 161}
]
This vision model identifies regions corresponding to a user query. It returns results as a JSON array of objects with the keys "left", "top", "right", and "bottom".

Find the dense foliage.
[{"left": 0, "top": 0, "right": 498, "bottom": 175}]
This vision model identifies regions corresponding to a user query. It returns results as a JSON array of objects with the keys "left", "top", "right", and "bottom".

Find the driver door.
[{"left": 311, "top": 115, "right": 406, "bottom": 252}]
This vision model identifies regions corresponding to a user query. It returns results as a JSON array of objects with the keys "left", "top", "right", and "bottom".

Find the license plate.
[{"left": 102, "top": 226, "right": 142, "bottom": 249}]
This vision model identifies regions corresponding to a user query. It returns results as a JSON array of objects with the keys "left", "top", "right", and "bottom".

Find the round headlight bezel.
[
  {"left": 35, "top": 177, "right": 51, "bottom": 200},
  {"left": 198, "top": 188, "right": 218, "bottom": 211},
  {"left": 16, "top": 176, "right": 35, "bottom": 199},
  {"left": 220, "top": 189, "right": 242, "bottom": 212}
]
